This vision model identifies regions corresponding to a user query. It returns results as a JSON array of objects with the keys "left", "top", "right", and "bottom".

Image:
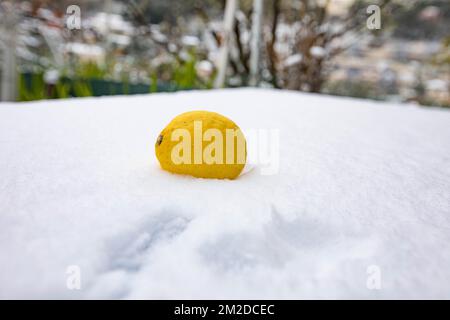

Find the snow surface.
[{"left": 0, "top": 88, "right": 449, "bottom": 299}]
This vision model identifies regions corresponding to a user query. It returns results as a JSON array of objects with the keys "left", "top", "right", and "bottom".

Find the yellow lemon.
[{"left": 155, "top": 111, "right": 246, "bottom": 179}]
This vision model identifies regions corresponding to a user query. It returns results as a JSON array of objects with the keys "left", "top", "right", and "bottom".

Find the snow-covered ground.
[{"left": 1, "top": 89, "right": 449, "bottom": 299}]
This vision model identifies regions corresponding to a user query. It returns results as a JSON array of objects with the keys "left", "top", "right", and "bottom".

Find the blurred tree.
[
  {"left": 226, "top": 0, "right": 392, "bottom": 92},
  {"left": 123, "top": 0, "right": 223, "bottom": 24},
  {"left": 391, "top": 0, "right": 450, "bottom": 40},
  {"left": 433, "top": 37, "right": 450, "bottom": 66}
]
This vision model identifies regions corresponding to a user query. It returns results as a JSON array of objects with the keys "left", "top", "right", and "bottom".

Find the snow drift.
[{"left": 0, "top": 89, "right": 449, "bottom": 299}]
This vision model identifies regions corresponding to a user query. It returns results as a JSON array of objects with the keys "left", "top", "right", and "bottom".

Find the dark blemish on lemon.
[{"left": 157, "top": 134, "right": 163, "bottom": 146}]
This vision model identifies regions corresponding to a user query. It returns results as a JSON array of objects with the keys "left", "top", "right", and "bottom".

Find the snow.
[
  {"left": 310, "top": 46, "right": 326, "bottom": 58},
  {"left": 65, "top": 42, "right": 104, "bottom": 59},
  {"left": 181, "top": 35, "right": 200, "bottom": 47},
  {"left": 0, "top": 88, "right": 450, "bottom": 299},
  {"left": 283, "top": 54, "right": 303, "bottom": 67},
  {"left": 88, "top": 13, "right": 134, "bottom": 35},
  {"left": 44, "top": 69, "right": 60, "bottom": 85},
  {"left": 196, "top": 60, "right": 214, "bottom": 78},
  {"left": 426, "top": 79, "right": 448, "bottom": 92}
]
